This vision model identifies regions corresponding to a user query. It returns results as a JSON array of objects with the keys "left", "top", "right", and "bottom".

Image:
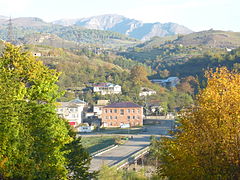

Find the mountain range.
[
  {"left": 53, "top": 14, "right": 193, "bottom": 40},
  {"left": 0, "top": 16, "right": 139, "bottom": 48},
  {"left": 0, "top": 14, "right": 193, "bottom": 47}
]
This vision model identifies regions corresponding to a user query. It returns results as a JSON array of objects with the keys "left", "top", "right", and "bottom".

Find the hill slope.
[
  {"left": 119, "top": 30, "right": 240, "bottom": 79},
  {"left": 173, "top": 30, "right": 240, "bottom": 49},
  {"left": 137, "top": 30, "right": 240, "bottom": 50}
]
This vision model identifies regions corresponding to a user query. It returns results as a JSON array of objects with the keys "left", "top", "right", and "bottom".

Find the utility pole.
[{"left": 7, "top": 17, "right": 14, "bottom": 44}]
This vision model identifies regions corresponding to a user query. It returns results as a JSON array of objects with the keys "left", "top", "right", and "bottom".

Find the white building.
[
  {"left": 151, "top": 77, "right": 180, "bottom": 87},
  {"left": 57, "top": 98, "right": 86, "bottom": 126},
  {"left": 33, "top": 52, "right": 42, "bottom": 57},
  {"left": 79, "top": 124, "right": 94, "bottom": 132},
  {"left": 93, "top": 100, "right": 109, "bottom": 118},
  {"left": 139, "top": 87, "right": 156, "bottom": 96},
  {"left": 93, "top": 83, "right": 121, "bottom": 95}
]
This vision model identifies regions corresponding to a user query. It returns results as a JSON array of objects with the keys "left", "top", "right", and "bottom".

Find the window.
[
  {"left": 105, "top": 109, "right": 108, "bottom": 113},
  {"left": 115, "top": 116, "right": 117, "bottom": 119},
  {"left": 105, "top": 116, "right": 108, "bottom": 119},
  {"left": 138, "top": 109, "right": 140, "bottom": 113},
  {"left": 110, "top": 109, "right": 113, "bottom": 113},
  {"left": 133, "top": 116, "right": 135, "bottom": 119},
  {"left": 137, "top": 116, "right": 140, "bottom": 119},
  {"left": 127, "top": 109, "right": 130, "bottom": 113},
  {"left": 114, "top": 109, "right": 117, "bottom": 113},
  {"left": 110, "top": 116, "right": 112, "bottom": 119},
  {"left": 132, "top": 109, "right": 135, "bottom": 113},
  {"left": 120, "top": 109, "right": 124, "bottom": 115},
  {"left": 127, "top": 116, "right": 131, "bottom": 120}
]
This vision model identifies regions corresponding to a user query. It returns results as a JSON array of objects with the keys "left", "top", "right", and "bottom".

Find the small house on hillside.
[
  {"left": 102, "top": 102, "right": 143, "bottom": 127},
  {"left": 56, "top": 98, "right": 86, "bottom": 127},
  {"left": 151, "top": 77, "right": 180, "bottom": 87},
  {"left": 93, "top": 83, "right": 121, "bottom": 95},
  {"left": 139, "top": 87, "right": 156, "bottom": 96}
]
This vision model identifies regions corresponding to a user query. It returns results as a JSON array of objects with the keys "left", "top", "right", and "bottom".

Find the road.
[
  {"left": 89, "top": 135, "right": 150, "bottom": 171},
  {"left": 88, "top": 124, "right": 173, "bottom": 172}
]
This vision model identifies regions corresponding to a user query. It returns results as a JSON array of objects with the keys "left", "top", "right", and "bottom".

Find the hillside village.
[
  {"left": 1, "top": 10, "right": 240, "bottom": 179},
  {"left": 56, "top": 77, "right": 178, "bottom": 131}
]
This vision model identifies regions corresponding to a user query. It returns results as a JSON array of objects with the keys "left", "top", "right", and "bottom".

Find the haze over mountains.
[{"left": 53, "top": 14, "right": 193, "bottom": 40}]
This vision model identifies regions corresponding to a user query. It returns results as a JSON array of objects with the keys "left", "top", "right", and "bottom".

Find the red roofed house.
[{"left": 101, "top": 102, "right": 143, "bottom": 127}]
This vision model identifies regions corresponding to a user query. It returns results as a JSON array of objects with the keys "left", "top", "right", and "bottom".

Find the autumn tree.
[
  {"left": 151, "top": 67, "right": 240, "bottom": 179},
  {"left": 176, "top": 76, "right": 199, "bottom": 95},
  {"left": 0, "top": 44, "right": 92, "bottom": 179},
  {"left": 158, "top": 69, "right": 170, "bottom": 78},
  {"left": 130, "top": 65, "right": 151, "bottom": 85}
]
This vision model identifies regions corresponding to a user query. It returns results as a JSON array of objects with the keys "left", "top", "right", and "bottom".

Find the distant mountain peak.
[{"left": 53, "top": 14, "right": 193, "bottom": 40}]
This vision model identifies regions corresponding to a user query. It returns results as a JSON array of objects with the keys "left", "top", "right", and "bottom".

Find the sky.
[{"left": 0, "top": 0, "right": 239, "bottom": 32}]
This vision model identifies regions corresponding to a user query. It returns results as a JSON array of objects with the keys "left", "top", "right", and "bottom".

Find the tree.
[
  {"left": 0, "top": 44, "right": 92, "bottom": 179},
  {"left": 64, "top": 123, "right": 95, "bottom": 180},
  {"left": 151, "top": 67, "right": 240, "bottom": 179},
  {"left": 130, "top": 65, "right": 151, "bottom": 85},
  {"left": 158, "top": 69, "right": 170, "bottom": 78},
  {"left": 177, "top": 76, "right": 199, "bottom": 95}
]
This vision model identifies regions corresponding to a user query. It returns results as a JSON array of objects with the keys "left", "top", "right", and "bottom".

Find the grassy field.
[{"left": 81, "top": 136, "right": 116, "bottom": 154}]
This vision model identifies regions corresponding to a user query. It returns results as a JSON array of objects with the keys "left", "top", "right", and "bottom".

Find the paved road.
[
  {"left": 89, "top": 135, "right": 150, "bottom": 172},
  {"left": 88, "top": 124, "right": 173, "bottom": 171}
]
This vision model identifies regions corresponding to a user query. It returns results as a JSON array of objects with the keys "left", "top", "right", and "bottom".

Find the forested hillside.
[
  {"left": 1, "top": 28, "right": 240, "bottom": 112},
  {"left": 119, "top": 30, "right": 240, "bottom": 81},
  {"left": 15, "top": 43, "right": 192, "bottom": 112}
]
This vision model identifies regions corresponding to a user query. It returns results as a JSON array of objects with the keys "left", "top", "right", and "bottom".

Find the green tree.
[
  {"left": 64, "top": 124, "right": 95, "bottom": 180},
  {"left": 151, "top": 67, "right": 240, "bottom": 179},
  {"left": 0, "top": 44, "right": 91, "bottom": 179}
]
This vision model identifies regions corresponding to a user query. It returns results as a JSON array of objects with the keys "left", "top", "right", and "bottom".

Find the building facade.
[
  {"left": 56, "top": 98, "right": 86, "bottom": 126},
  {"left": 93, "top": 100, "right": 109, "bottom": 118},
  {"left": 139, "top": 87, "right": 156, "bottom": 96},
  {"left": 151, "top": 77, "right": 180, "bottom": 87},
  {"left": 102, "top": 102, "right": 143, "bottom": 127},
  {"left": 93, "top": 83, "right": 121, "bottom": 95}
]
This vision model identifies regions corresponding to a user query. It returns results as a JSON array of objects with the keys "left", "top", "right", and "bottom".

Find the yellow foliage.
[{"left": 154, "top": 67, "right": 240, "bottom": 179}]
